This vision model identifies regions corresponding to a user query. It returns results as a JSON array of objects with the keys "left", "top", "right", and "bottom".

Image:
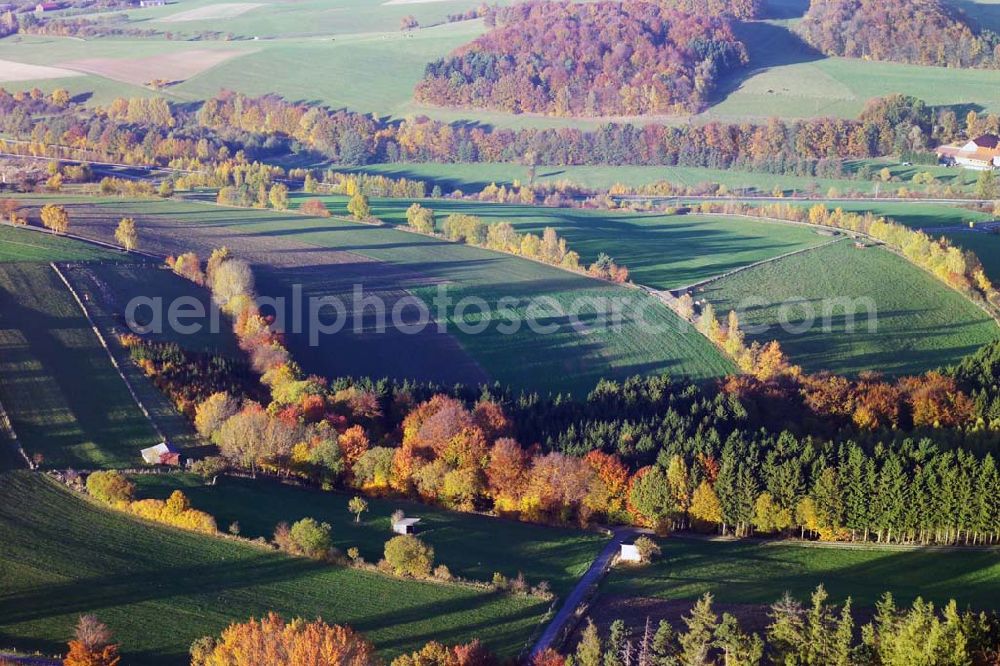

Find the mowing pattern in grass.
[
  {"left": 602, "top": 536, "right": 1000, "bottom": 609},
  {"left": 13, "top": 195, "right": 735, "bottom": 396},
  {"left": 0, "top": 472, "right": 547, "bottom": 664},
  {"left": 296, "top": 195, "right": 831, "bottom": 290},
  {"left": 133, "top": 474, "right": 608, "bottom": 596},
  {"left": 0, "top": 225, "right": 121, "bottom": 263},
  {"left": 700, "top": 241, "right": 1000, "bottom": 376},
  {"left": 0, "top": 263, "right": 159, "bottom": 468}
]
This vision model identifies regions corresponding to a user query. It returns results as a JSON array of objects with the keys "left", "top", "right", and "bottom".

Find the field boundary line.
[
  {"left": 0, "top": 396, "right": 34, "bottom": 470},
  {"left": 679, "top": 212, "right": 1000, "bottom": 326},
  {"left": 49, "top": 262, "right": 169, "bottom": 445},
  {"left": 2, "top": 219, "right": 165, "bottom": 260},
  {"left": 670, "top": 236, "right": 845, "bottom": 294}
]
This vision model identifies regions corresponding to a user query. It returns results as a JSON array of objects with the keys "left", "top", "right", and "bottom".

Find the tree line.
[
  {"left": 556, "top": 587, "right": 1000, "bottom": 666},
  {"left": 0, "top": 89, "right": 963, "bottom": 176}
]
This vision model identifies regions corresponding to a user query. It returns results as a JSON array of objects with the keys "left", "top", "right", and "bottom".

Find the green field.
[
  {"left": 945, "top": 232, "right": 1000, "bottom": 283},
  {"left": 705, "top": 19, "right": 1000, "bottom": 122},
  {"left": 294, "top": 195, "right": 831, "bottom": 290},
  {"left": 11, "top": 194, "right": 736, "bottom": 395},
  {"left": 700, "top": 241, "right": 1000, "bottom": 376},
  {"left": 0, "top": 224, "right": 121, "bottom": 263},
  {"left": 65, "top": 263, "right": 240, "bottom": 355},
  {"left": 0, "top": 263, "right": 160, "bottom": 468},
  {"left": 343, "top": 161, "right": 979, "bottom": 197},
  {"left": 133, "top": 474, "right": 607, "bottom": 596},
  {"left": 602, "top": 535, "right": 1000, "bottom": 609},
  {"left": 0, "top": 472, "right": 548, "bottom": 663}
]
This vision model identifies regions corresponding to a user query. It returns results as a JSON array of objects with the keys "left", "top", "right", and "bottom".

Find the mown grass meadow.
[
  {"left": 0, "top": 472, "right": 549, "bottom": 663},
  {"left": 701, "top": 241, "right": 1000, "bottom": 376}
]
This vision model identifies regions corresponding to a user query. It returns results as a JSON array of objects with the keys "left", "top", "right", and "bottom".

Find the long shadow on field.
[
  {"left": 0, "top": 269, "right": 154, "bottom": 467},
  {"left": 711, "top": 21, "right": 825, "bottom": 107},
  {"left": 661, "top": 537, "right": 1000, "bottom": 609},
  {"left": 721, "top": 298, "right": 996, "bottom": 375}
]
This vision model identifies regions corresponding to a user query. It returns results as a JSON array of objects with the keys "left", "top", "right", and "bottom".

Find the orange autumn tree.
[
  {"left": 582, "top": 450, "right": 629, "bottom": 521},
  {"left": 64, "top": 615, "right": 120, "bottom": 666},
  {"left": 391, "top": 640, "right": 497, "bottom": 666},
  {"left": 338, "top": 424, "right": 371, "bottom": 469},
  {"left": 191, "top": 613, "right": 378, "bottom": 666},
  {"left": 486, "top": 437, "right": 531, "bottom": 511}
]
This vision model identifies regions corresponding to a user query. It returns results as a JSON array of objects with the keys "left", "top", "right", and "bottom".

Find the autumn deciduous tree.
[
  {"left": 86, "top": 471, "right": 135, "bottom": 505},
  {"left": 41, "top": 203, "right": 70, "bottom": 234},
  {"left": 114, "top": 217, "right": 138, "bottom": 252},
  {"left": 194, "top": 392, "right": 240, "bottom": 440},
  {"left": 268, "top": 183, "right": 289, "bottom": 210},
  {"left": 391, "top": 640, "right": 497, "bottom": 666},
  {"left": 300, "top": 199, "right": 331, "bottom": 217},
  {"left": 405, "top": 202, "right": 435, "bottom": 234},
  {"left": 211, "top": 259, "right": 255, "bottom": 312},
  {"left": 383, "top": 534, "right": 434, "bottom": 577},
  {"left": 190, "top": 613, "right": 377, "bottom": 666},
  {"left": 64, "top": 615, "right": 120, "bottom": 666},
  {"left": 171, "top": 252, "right": 206, "bottom": 286},
  {"left": 347, "top": 193, "right": 371, "bottom": 220},
  {"left": 348, "top": 496, "right": 369, "bottom": 523}
]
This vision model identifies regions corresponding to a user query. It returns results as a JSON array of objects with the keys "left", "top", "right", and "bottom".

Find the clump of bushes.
[
  {"left": 382, "top": 534, "right": 434, "bottom": 578},
  {"left": 633, "top": 535, "right": 661, "bottom": 563},
  {"left": 84, "top": 473, "right": 217, "bottom": 534},
  {"left": 273, "top": 517, "right": 335, "bottom": 560},
  {"left": 85, "top": 470, "right": 135, "bottom": 505}
]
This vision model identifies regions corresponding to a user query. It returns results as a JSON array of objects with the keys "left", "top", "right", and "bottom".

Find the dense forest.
[
  {"left": 654, "top": 0, "right": 764, "bottom": 19},
  {"left": 797, "top": 0, "right": 1000, "bottom": 68},
  {"left": 415, "top": 1, "right": 748, "bottom": 116}
]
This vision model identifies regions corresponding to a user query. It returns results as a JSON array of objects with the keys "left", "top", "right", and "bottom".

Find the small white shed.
[
  {"left": 140, "top": 442, "right": 176, "bottom": 465},
  {"left": 619, "top": 542, "right": 642, "bottom": 563},
  {"left": 392, "top": 517, "right": 421, "bottom": 535}
]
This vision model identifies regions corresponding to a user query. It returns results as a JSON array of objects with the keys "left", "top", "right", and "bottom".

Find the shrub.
[
  {"left": 634, "top": 535, "right": 661, "bottom": 562},
  {"left": 85, "top": 471, "right": 135, "bottom": 505},
  {"left": 384, "top": 535, "right": 434, "bottom": 577},
  {"left": 288, "top": 517, "right": 333, "bottom": 559},
  {"left": 301, "top": 199, "right": 331, "bottom": 217}
]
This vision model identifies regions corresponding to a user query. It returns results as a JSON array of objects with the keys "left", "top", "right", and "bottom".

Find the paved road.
[
  {"left": 0, "top": 654, "right": 60, "bottom": 665},
  {"left": 612, "top": 194, "right": 997, "bottom": 205},
  {"left": 529, "top": 527, "right": 639, "bottom": 658}
]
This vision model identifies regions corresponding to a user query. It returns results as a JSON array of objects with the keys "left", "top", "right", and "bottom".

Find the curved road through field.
[{"left": 530, "top": 527, "right": 640, "bottom": 658}]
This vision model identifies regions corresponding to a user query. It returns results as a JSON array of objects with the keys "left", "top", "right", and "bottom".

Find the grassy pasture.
[
  {"left": 293, "top": 195, "right": 831, "bottom": 290},
  {"left": 342, "top": 161, "right": 978, "bottom": 197},
  {"left": 0, "top": 472, "right": 548, "bottom": 663},
  {"left": 602, "top": 535, "right": 1000, "bottom": 609},
  {"left": 12, "top": 194, "right": 735, "bottom": 395},
  {"left": 133, "top": 473, "right": 608, "bottom": 596},
  {"left": 0, "top": 224, "right": 121, "bottom": 263},
  {"left": 706, "top": 20, "right": 1000, "bottom": 122},
  {"left": 65, "top": 262, "right": 240, "bottom": 355},
  {"left": 944, "top": 232, "right": 1000, "bottom": 283},
  {"left": 0, "top": 263, "right": 160, "bottom": 468},
  {"left": 700, "top": 241, "right": 1000, "bottom": 376},
  {"left": 676, "top": 199, "right": 991, "bottom": 231}
]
